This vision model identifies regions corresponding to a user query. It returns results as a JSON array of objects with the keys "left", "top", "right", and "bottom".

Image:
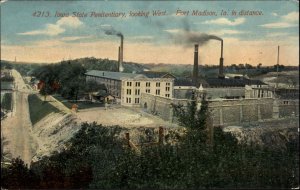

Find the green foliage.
[
  {"left": 1, "top": 93, "right": 12, "bottom": 111},
  {"left": 85, "top": 80, "right": 106, "bottom": 94},
  {"left": 1, "top": 157, "right": 40, "bottom": 189},
  {"left": 172, "top": 93, "right": 208, "bottom": 130},
  {"left": 2, "top": 122, "right": 298, "bottom": 189},
  {"left": 28, "top": 94, "right": 61, "bottom": 125}
]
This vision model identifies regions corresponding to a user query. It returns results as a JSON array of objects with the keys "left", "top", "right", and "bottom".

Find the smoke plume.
[
  {"left": 102, "top": 25, "right": 123, "bottom": 38},
  {"left": 171, "top": 31, "right": 222, "bottom": 47},
  {"left": 168, "top": 19, "right": 223, "bottom": 46}
]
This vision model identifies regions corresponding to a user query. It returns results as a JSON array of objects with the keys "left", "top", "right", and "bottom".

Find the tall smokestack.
[
  {"left": 119, "top": 35, "right": 124, "bottom": 72},
  {"left": 118, "top": 46, "right": 121, "bottom": 72},
  {"left": 218, "top": 40, "right": 224, "bottom": 78},
  {"left": 193, "top": 44, "right": 199, "bottom": 86}
]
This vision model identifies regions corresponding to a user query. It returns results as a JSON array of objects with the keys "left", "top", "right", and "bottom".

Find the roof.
[
  {"left": 205, "top": 78, "right": 266, "bottom": 87},
  {"left": 85, "top": 70, "right": 176, "bottom": 80},
  {"left": 85, "top": 70, "right": 145, "bottom": 81},
  {"left": 174, "top": 78, "right": 209, "bottom": 88},
  {"left": 139, "top": 71, "right": 176, "bottom": 79},
  {"left": 174, "top": 78, "right": 194, "bottom": 86}
]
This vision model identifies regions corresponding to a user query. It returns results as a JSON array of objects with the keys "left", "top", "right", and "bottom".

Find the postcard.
[{"left": 1, "top": 0, "right": 299, "bottom": 189}]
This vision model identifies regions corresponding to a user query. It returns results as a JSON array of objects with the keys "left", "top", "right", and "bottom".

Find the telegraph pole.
[{"left": 276, "top": 46, "right": 280, "bottom": 89}]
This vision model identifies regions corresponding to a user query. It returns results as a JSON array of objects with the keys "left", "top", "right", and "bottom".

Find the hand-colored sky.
[{"left": 1, "top": 0, "right": 299, "bottom": 66}]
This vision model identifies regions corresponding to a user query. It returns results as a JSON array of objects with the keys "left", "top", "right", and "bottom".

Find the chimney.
[
  {"left": 118, "top": 46, "right": 121, "bottom": 72},
  {"left": 119, "top": 35, "right": 124, "bottom": 72},
  {"left": 218, "top": 40, "right": 224, "bottom": 78},
  {"left": 193, "top": 44, "right": 199, "bottom": 86}
]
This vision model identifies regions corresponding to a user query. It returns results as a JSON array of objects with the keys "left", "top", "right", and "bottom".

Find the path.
[{"left": 1, "top": 70, "right": 37, "bottom": 165}]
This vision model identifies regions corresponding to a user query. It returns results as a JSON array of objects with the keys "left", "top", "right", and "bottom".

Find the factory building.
[{"left": 85, "top": 70, "right": 175, "bottom": 107}]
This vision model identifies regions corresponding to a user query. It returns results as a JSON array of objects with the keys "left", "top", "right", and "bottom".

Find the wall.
[
  {"left": 278, "top": 99, "right": 299, "bottom": 118},
  {"left": 140, "top": 93, "right": 298, "bottom": 126}
]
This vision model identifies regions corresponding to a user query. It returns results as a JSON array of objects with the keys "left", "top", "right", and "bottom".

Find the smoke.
[
  {"left": 168, "top": 19, "right": 222, "bottom": 46},
  {"left": 171, "top": 31, "right": 222, "bottom": 47},
  {"left": 101, "top": 25, "right": 123, "bottom": 38}
]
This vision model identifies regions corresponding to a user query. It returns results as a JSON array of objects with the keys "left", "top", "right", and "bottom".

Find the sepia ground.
[
  {"left": 1, "top": 70, "right": 37, "bottom": 165},
  {"left": 76, "top": 106, "right": 179, "bottom": 128}
]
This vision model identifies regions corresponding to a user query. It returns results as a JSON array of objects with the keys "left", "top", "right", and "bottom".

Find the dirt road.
[{"left": 1, "top": 70, "right": 37, "bottom": 165}]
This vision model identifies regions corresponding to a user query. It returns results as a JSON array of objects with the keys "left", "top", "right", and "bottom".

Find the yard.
[
  {"left": 28, "top": 94, "right": 61, "bottom": 125},
  {"left": 52, "top": 94, "right": 104, "bottom": 110}
]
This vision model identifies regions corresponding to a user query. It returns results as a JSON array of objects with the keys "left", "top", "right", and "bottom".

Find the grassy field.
[
  {"left": 1, "top": 93, "right": 12, "bottom": 111},
  {"left": 28, "top": 94, "right": 61, "bottom": 125},
  {"left": 53, "top": 94, "right": 104, "bottom": 110}
]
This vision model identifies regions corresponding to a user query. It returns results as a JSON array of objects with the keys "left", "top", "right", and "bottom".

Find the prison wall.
[{"left": 140, "top": 93, "right": 298, "bottom": 126}]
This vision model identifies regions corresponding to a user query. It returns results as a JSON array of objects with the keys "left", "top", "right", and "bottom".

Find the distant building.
[{"left": 173, "top": 76, "right": 273, "bottom": 99}]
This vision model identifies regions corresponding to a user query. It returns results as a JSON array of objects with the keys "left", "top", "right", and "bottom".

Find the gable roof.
[
  {"left": 85, "top": 70, "right": 144, "bottom": 81},
  {"left": 139, "top": 71, "right": 176, "bottom": 79}
]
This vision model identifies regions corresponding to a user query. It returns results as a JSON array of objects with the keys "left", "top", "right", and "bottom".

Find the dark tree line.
[{"left": 32, "top": 61, "right": 109, "bottom": 102}]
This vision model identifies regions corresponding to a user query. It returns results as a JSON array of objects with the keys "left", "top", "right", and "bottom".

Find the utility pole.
[{"left": 276, "top": 46, "right": 280, "bottom": 89}]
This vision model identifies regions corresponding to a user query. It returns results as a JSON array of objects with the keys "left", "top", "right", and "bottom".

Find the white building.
[{"left": 85, "top": 70, "right": 175, "bottom": 107}]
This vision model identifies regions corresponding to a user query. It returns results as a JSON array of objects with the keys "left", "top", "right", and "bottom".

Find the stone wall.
[
  {"left": 278, "top": 99, "right": 299, "bottom": 118},
  {"left": 140, "top": 93, "right": 298, "bottom": 126}
]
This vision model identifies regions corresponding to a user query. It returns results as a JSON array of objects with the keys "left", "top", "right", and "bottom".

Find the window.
[
  {"left": 127, "top": 82, "right": 132, "bottom": 86},
  {"left": 146, "top": 89, "right": 150, "bottom": 93},
  {"left": 127, "top": 89, "right": 131, "bottom": 95},
  {"left": 146, "top": 82, "right": 151, "bottom": 87},
  {"left": 165, "top": 94, "right": 170, "bottom": 98},
  {"left": 135, "top": 89, "right": 140, "bottom": 95},
  {"left": 135, "top": 98, "right": 140, "bottom": 104},
  {"left": 166, "top": 87, "right": 170, "bottom": 91},
  {"left": 283, "top": 101, "right": 289, "bottom": 105},
  {"left": 156, "top": 82, "right": 160, "bottom": 87},
  {"left": 156, "top": 89, "right": 160, "bottom": 95},
  {"left": 166, "top": 82, "right": 170, "bottom": 86},
  {"left": 129, "top": 98, "right": 131, "bottom": 103},
  {"left": 135, "top": 82, "right": 140, "bottom": 87}
]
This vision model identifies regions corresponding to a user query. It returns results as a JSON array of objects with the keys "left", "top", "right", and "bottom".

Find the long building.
[{"left": 85, "top": 70, "right": 175, "bottom": 107}]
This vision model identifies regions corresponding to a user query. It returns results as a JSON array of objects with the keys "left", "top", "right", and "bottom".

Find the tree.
[
  {"left": 1, "top": 157, "right": 39, "bottom": 189},
  {"left": 172, "top": 93, "right": 209, "bottom": 130},
  {"left": 257, "top": 63, "right": 262, "bottom": 69},
  {"left": 40, "top": 83, "right": 54, "bottom": 101}
]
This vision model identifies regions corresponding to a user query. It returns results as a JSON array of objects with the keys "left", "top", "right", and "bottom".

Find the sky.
[{"left": 1, "top": 0, "right": 299, "bottom": 66}]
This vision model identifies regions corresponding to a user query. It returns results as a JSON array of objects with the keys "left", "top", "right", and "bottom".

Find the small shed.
[{"left": 92, "top": 90, "right": 115, "bottom": 103}]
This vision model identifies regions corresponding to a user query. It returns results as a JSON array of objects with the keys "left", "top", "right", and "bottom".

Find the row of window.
[
  {"left": 126, "top": 89, "right": 141, "bottom": 95},
  {"left": 126, "top": 81, "right": 171, "bottom": 87},
  {"left": 127, "top": 89, "right": 169, "bottom": 97},
  {"left": 126, "top": 97, "right": 140, "bottom": 104}
]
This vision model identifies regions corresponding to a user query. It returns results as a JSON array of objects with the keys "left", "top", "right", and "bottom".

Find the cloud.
[
  {"left": 164, "top": 28, "right": 245, "bottom": 37},
  {"left": 282, "top": 11, "right": 299, "bottom": 22},
  {"left": 271, "top": 12, "right": 278, "bottom": 16},
  {"left": 203, "top": 17, "right": 245, "bottom": 26},
  {"left": 261, "top": 11, "right": 299, "bottom": 29},
  {"left": 266, "top": 32, "right": 288, "bottom": 38},
  {"left": 163, "top": 29, "right": 183, "bottom": 34},
  {"left": 212, "top": 29, "right": 246, "bottom": 36},
  {"left": 260, "top": 22, "right": 297, "bottom": 29},
  {"left": 18, "top": 17, "right": 83, "bottom": 36},
  {"left": 61, "top": 35, "right": 92, "bottom": 42},
  {"left": 0, "top": 0, "right": 8, "bottom": 4}
]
